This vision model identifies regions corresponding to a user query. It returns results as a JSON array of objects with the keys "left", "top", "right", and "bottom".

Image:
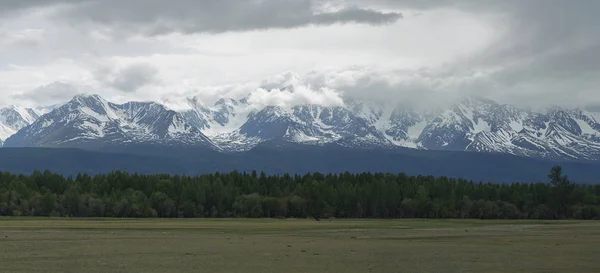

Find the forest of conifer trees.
[{"left": 0, "top": 166, "right": 598, "bottom": 220}]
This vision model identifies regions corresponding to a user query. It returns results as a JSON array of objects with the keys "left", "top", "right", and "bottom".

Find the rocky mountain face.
[
  {"left": 0, "top": 106, "right": 43, "bottom": 146},
  {"left": 418, "top": 98, "right": 600, "bottom": 160},
  {"left": 3, "top": 92, "right": 600, "bottom": 160},
  {"left": 4, "top": 94, "right": 218, "bottom": 150}
]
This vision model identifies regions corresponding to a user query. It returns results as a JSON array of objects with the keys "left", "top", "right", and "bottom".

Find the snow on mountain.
[
  {"left": 3, "top": 94, "right": 218, "bottom": 149},
  {"left": 0, "top": 106, "right": 43, "bottom": 146},
  {"left": 213, "top": 99, "right": 391, "bottom": 151},
  {"left": 419, "top": 97, "right": 600, "bottom": 160},
  {"left": 183, "top": 96, "right": 253, "bottom": 137},
  {"left": 2, "top": 91, "right": 600, "bottom": 160}
]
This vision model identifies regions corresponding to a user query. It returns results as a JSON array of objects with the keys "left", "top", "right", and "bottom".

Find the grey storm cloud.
[
  {"left": 110, "top": 63, "right": 159, "bottom": 92},
  {"left": 93, "top": 62, "right": 161, "bottom": 92},
  {"left": 365, "top": 0, "right": 600, "bottom": 72},
  {"left": 351, "top": 0, "right": 600, "bottom": 108},
  {"left": 1, "top": 0, "right": 599, "bottom": 109},
  {"left": 11, "top": 81, "right": 83, "bottom": 103},
  {"left": 0, "top": 0, "right": 402, "bottom": 35}
]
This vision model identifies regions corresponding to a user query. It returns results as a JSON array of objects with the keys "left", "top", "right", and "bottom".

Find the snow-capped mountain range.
[
  {"left": 3, "top": 91, "right": 600, "bottom": 161},
  {"left": 3, "top": 94, "right": 216, "bottom": 150}
]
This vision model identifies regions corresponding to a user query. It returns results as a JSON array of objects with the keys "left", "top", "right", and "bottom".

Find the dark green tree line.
[{"left": 0, "top": 166, "right": 598, "bottom": 219}]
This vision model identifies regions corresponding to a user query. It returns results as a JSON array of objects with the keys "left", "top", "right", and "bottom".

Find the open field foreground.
[{"left": 1, "top": 219, "right": 599, "bottom": 273}]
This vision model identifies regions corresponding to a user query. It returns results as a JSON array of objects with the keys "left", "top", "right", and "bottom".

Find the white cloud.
[
  {"left": 245, "top": 72, "right": 345, "bottom": 109},
  {"left": 0, "top": 0, "right": 597, "bottom": 111},
  {"left": 246, "top": 87, "right": 344, "bottom": 110}
]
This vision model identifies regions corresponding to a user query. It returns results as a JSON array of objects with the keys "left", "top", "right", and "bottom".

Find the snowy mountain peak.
[
  {"left": 2, "top": 94, "right": 600, "bottom": 160},
  {"left": 186, "top": 96, "right": 210, "bottom": 110},
  {"left": 70, "top": 93, "right": 109, "bottom": 107},
  {"left": 3, "top": 94, "right": 217, "bottom": 149},
  {"left": 0, "top": 105, "right": 41, "bottom": 125},
  {"left": 73, "top": 93, "right": 103, "bottom": 100},
  {"left": 259, "top": 71, "right": 301, "bottom": 92},
  {"left": 215, "top": 98, "right": 240, "bottom": 107},
  {"left": 0, "top": 106, "right": 42, "bottom": 144}
]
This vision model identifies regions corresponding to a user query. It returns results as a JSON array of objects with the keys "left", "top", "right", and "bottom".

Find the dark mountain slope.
[{"left": 1, "top": 144, "right": 598, "bottom": 183}]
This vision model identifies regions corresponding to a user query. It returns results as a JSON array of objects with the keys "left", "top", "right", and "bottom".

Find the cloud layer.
[
  {"left": 358, "top": 0, "right": 600, "bottom": 108},
  {"left": 0, "top": 0, "right": 598, "bottom": 110},
  {"left": 1, "top": 0, "right": 401, "bottom": 35}
]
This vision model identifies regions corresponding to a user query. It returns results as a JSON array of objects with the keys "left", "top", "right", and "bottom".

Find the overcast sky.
[{"left": 0, "top": 0, "right": 598, "bottom": 110}]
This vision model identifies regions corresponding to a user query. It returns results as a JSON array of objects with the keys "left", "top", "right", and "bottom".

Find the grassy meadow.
[{"left": 1, "top": 218, "right": 599, "bottom": 272}]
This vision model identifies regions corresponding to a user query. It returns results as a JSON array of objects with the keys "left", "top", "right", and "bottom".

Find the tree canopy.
[{"left": 0, "top": 166, "right": 598, "bottom": 219}]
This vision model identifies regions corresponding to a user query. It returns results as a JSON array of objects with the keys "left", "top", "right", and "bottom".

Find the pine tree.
[{"left": 548, "top": 166, "right": 574, "bottom": 219}]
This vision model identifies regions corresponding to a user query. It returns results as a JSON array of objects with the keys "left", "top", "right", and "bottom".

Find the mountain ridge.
[
  {"left": 4, "top": 94, "right": 218, "bottom": 150},
  {"left": 3, "top": 92, "right": 600, "bottom": 161},
  {"left": 0, "top": 105, "right": 45, "bottom": 146}
]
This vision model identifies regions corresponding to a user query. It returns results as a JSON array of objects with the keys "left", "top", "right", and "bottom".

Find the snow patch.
[
  {"left": 290, "top": 131, "right": 320, "bottom": 142},
  {"left": 509, "top": 120, "right": 524, "bottom": 132},
  {"left": 10, "top": 106, "right": 40, "bottom": 124},
  {"left": 576, "top": 119, "right": 599, "bottom": 136},
  {"left": 81, "top": 121, "right": 105, "bottom": 138},
  {"left": 407, "top": 121, "right": 428, "bottom": 140},
  {"left": 472, "top": 119, "right": 491, "bottom": 134},
  {"left": 0, "top": 123, "right": 16, "bottom": 141},
  {"left": 202, "top": 106, "right": 253, "bottom": 137},
  {"left": 384, "top": 134, "right": 418, "bottom": 148},
  {"left": 79, "top": 106, "right": 110, "bottom": 122}
]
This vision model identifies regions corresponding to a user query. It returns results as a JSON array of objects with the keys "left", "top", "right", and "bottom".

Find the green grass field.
[{"left": 1, "top": 218, "right": 599, "bottom": 272}]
